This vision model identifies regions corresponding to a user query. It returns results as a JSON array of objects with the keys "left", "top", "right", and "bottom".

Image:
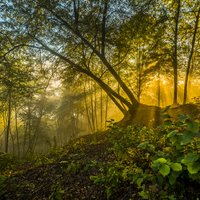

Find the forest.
[{"left": 0, "top": 0, "right": 200, "bottom": 199}]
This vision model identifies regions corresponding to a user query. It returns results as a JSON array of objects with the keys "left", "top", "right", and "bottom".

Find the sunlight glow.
[{"left": 128, "top": 58, "right": 136, "bottom": 64}]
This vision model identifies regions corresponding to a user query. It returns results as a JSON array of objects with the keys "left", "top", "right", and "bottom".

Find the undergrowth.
[
  {"left": 90, "top": 115, "right": 200, "bottom": 199},
  {"left": 1, "top": 114, "right": 200, "bottom": 199}
]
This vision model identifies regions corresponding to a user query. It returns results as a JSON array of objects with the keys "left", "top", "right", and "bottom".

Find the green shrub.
[{"left": 90, "top": 115, "right": 200, "bottom": 199}]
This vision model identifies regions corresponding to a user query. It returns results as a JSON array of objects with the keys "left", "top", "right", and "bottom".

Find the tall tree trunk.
[
  {"left": 29, "top": 100, "right": 44, "bottom": 154},
  {"left": 105, "top": 93, "right": 109, "bottom": 128},
  {"left": 157, "top": 66, "right": 161, "bottom": 107},
  {"left": 173, "top": 0, "right": 181, "bottom": 105},
  {"left": 23, "top": 120, "right": 28, "bottom": 155},
  {"left": 90, "top": 82, "right": 95, "bottom": 132},
  {"left": 101, "top": 0, "right": 108, "bottom": 55},
  {"left": 100, "top": 87, "right": 103, "bottom": 129},
  {"left": 14, "top": 104, "right": 20, "bottom": 157},
  {"left": 94, "top": 83, "right": 98, "bottom": 131},
  {"left": 27, "top": 103, "right": 31, "bottom": 153},
  {"left": 10, "top": 130, "right": 15, "bottom": 154},
  {"left": 5, "top": 90, "right": 12, "bottom": 153},
  {"left": 30, "top": 115, "right": 42, "bottom": 154},
  {"left": 83, "top": 83, "right": 93, "bottom": 132},
  {"left": 183, "top": 7, "right": 200, "bottom": 104},
  {"left": 137, "top": 47, "right": 142, "bottom": 102},
  {"left": 23, "top": 103, "right": 31, "bottom": 155},
  {"left": 73, "top": 0, "right": 79, "bottom": 30}
]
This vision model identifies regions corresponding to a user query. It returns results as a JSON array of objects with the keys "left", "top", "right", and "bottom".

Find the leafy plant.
[
  {"left": 90, "top": 115, "right": 200, "bottom": 199},
  {"left": 49, "top": 182, "right": 64, "bottom": 200}
]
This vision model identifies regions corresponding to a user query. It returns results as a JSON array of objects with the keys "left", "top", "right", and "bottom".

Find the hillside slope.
[
  {"left": 1, "top": 132, "right": 113, "bottom": 199},
  {"left": 0, "top": 103, "right": 200, "bottom": 200}
]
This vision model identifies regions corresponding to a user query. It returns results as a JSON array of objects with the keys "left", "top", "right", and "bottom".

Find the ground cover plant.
[{"left": 0, "top": 113, "right": 199, "bottom": 199}]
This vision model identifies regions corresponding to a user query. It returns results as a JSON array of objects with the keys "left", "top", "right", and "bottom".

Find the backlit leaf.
[
  {"left": 155, "top": 158, "right": 167, "bottom": 164},
  {"left": 159, "top": 164, "right": 170, "bottom": 176},
  {"left": 181, "top": 153, "right": 199, "bottom": 164},
  {"left": 170, "top": 163, "right": 182, "bottom": 172}
]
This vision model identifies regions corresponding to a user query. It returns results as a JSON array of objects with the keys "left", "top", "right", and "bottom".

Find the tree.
[
  {"left": 183, "top": 6, "right": 200, "bottom": 104},
  {"left": 0, "top": 58, "right": 34, "bottom": 153},
  {"left": 1, "top": 0, "right": 199, "bottom": 133},
  {"left": 172, "top": 0, "right": 181, "bottom": 105},
  {"left": 1, "top": 0, "right": 161, "bottom": 117}
]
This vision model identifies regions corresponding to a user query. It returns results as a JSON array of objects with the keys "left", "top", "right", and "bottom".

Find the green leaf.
[
  {"left": 179, "top": 133, "right": 193, "bottom": 145},
  {"left": 169, "top": 136, "right": 178, "bottom": 145},
  {"left": 169, "top": 175, "right": 176, "bottom": 185},
  {"left": 139, "top": 190, "right": 149, "bottom": 199},
  {"left": 136, "top": 177, "right": 143, "bottom": 187},
  {"left": 106, "top": 187, "right": 112, "bottom": 199},
  {"left": 164, "top": 119, "right": 172, "bottom": 126},
  {"left": 152, "top": 158, "right": 168, "bottom": 170},
  {"left": 170, "top": 163, "right": 182, "bottom": 172},
  {"left": 181, "top": 153, "right": 199, "bottom": 164},
  {"left": 159, "top": 164, "right": 170, "bottom": 176},
  {"left": 137, "top": 142, "right": 149, "bottom": 149},
  {"left": 178, "top": 114, "right": 189, "bottom": 122},
  {"left": 137, "top": 142, "right": 155, "bottom": 151},
  {"left": 196, "top": 140, "right": 200, "bottom": 148},
  {"left": 168, "top": 196, "right": 177, "bottom": 200},
  {"left": 155, "top": 158, "right": 168, "bottom": 164},
  {"left": 188, "top": 173, "right": 200, "bottom": 180},
  {"left": 59, "top": 161, "right": 68, "bottom": 164},
  {"left": 187, "top": 162, "right": 200, "bottom": 174},
  {"left": 163, "top": 147, "right": 173, "bottom": 153},
  {"left": 186, "top": 120, "right": 199, "bottom": 133},
  {"left": 169, "top": 171, "right": 179, "bottom": 185},
  {"left": 167, "top": 130, "right": 178, "bottom": 138},
  {"left": 131, "top": 173, "right": 140, "bottom": 183}
]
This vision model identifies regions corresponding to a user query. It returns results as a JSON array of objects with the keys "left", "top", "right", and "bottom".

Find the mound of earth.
[{"left": 121, "top": 103, "right": 200, "bottom": 127}]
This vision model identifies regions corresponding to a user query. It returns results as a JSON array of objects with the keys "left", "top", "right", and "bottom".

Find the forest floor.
[
  {"left": 1, "top": 131, "right": 116, "bottom": 200},
  {"left": 0, "top": 103, "right": 200, "bottom": 200}
]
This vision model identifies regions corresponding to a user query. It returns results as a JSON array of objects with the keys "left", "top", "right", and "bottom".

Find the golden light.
[{"left": 128, "top": 58, "right": 136, "bottom": 64}]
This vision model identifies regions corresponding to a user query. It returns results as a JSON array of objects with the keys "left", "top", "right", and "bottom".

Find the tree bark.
[
  {"left": 83, "top": 82, "right": 93, "bottom": 132},
  {"left": 173, "top": 0, "right": 181, "bottom": 105},
  {"left": 157, "top": 67, "right": 161, "bottom": 107},
  {"left": 101, "top": 0, "right": 108, "bottom": 55},
  {"left": 183, "top": 7, "right": 200, "bottom": 104},
  {"left": 14, "top": 104, "right": 20, "bottom": 157},
  {"left": 5, "top": 90, "right": 12, "bottom": 153}
]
